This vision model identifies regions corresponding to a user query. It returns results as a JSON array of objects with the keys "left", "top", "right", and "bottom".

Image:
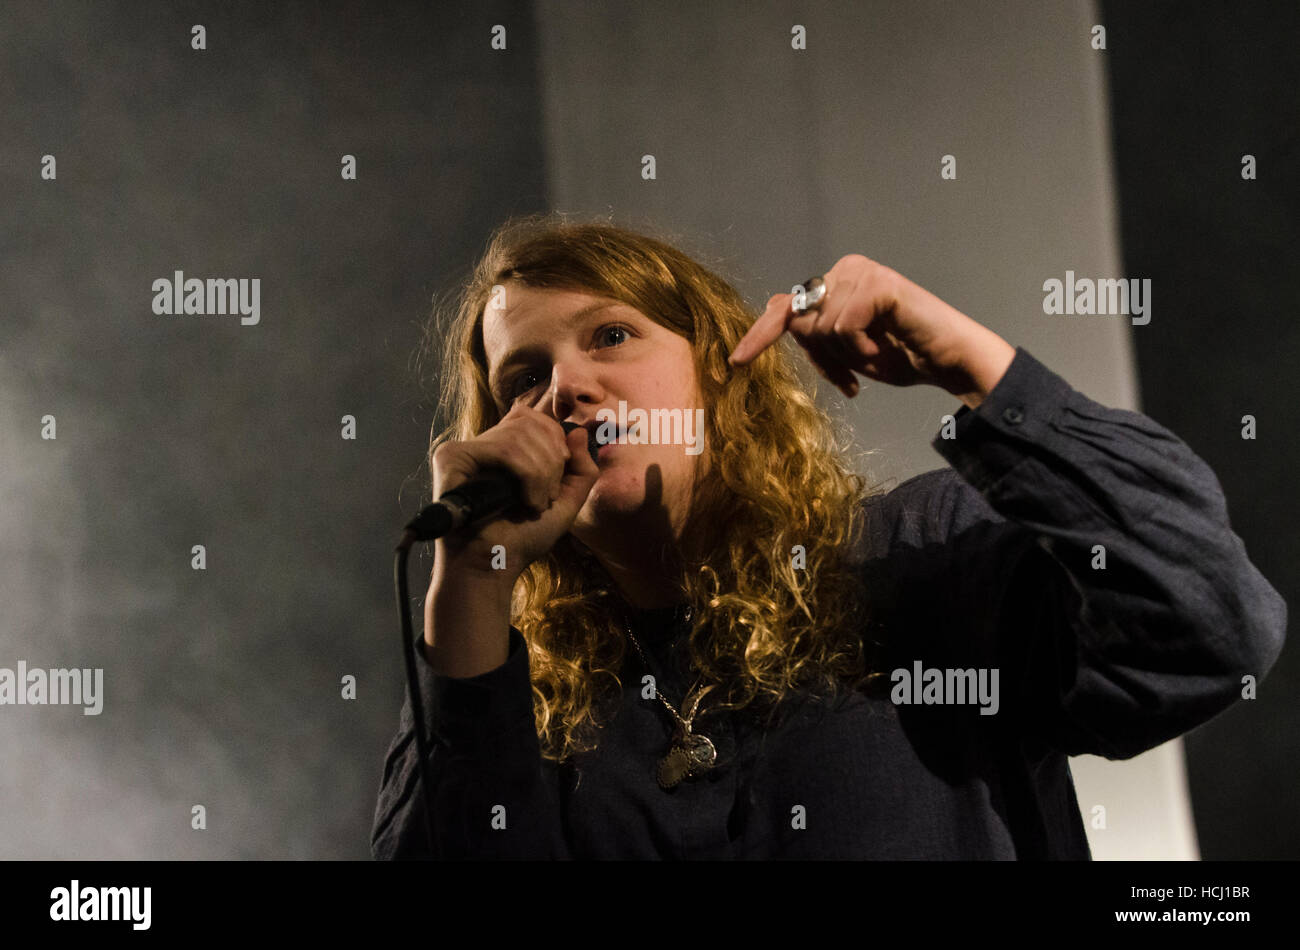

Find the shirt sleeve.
[
  {"left": 919, "top": 345, "right": 1287, "bottom": 760},
  {"left": 370, "top": 626, "right": 570, "bottom": 859}
]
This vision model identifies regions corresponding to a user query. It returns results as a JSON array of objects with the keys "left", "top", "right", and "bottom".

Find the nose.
[{"left": 544, "top": 355, "right": 605, "bottom": 422}]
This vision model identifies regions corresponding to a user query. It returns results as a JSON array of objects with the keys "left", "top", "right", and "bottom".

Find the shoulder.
[
  {"left": 855, "top": 467, "right": 1004, "bottom": 562},
  {"left": 848, "top": 466, "right": 1044, "bottom": 626}
]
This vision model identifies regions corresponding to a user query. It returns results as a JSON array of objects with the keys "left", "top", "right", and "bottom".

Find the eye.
[
  {"left": 597, "top": 324, "right": 631, "bottom": 347},
  {"left": 507, "top": 369, "right": 543, "bottom": 399}
]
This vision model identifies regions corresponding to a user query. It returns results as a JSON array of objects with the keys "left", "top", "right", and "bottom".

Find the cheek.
[
  {"left": 638, "top": 346, "right": 698, "bottom": 402},
  {"left": 649, "top": 442, "right": 702, "bottom": 493}
]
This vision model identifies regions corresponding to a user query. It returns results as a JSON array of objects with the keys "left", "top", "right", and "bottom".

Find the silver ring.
[{"left": 791, "top": 276, "right": 827, "bottom": 315}]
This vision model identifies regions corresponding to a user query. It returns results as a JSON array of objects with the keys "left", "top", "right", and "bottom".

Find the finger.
[
  {"left": 532, "top": 408, "right": 572, "bottom": 463},
  {"left": 785, "top": 308, "right": 842, "bottom": 361},
  {"left": 516, "top": 441, "right": 556, "bottom": 513},
  {"left": 793, "top": 331, "right": 859, "bottom": 398},
  {"left": 563, "top": 424, "right": 599, "bottom": 481},
  {"left": 835, "top": 319, "right": 882, "bottom": 361},
  {"left": 516, "top": 413, "right": 569, "bottom": 503},
  {"left": 728, "top": 295, "right": 795, "bottom": 366},
  {"left": 808, "top": 305, "right": 857, "bottom": 367},
  {"left": 480, "top": 421, "right": 559, "bottom": 513},
  {"left": 807, "top": 274, "right": 877, "bottom": 366},
  {"left": 505, "top": 402, "right": 567, "bottom": 452}
]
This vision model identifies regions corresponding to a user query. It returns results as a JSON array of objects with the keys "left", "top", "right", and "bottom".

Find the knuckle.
[
  {"left": 871, "top": 262, "right": 899, "bottom": 290},
  {"left": 522, "top": 417, "right": 559, "bottom": 455},
  {"left": 880, "top": 265, "right": 904, "bottom": 293}
]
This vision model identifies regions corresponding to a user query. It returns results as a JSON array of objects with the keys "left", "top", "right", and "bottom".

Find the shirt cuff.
[
  {"left": 410, "top": 626, "right": 535, "bottom": 750},
  {"left": 931, "top": 345, "right": 1074, "bottom": 492}
]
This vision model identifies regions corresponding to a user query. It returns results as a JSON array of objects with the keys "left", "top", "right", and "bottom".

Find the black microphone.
[{"left": 403, "top": 421, "right": 600, "bottom": 541}]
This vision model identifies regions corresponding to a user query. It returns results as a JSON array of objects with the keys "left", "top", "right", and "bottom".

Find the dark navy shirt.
[{"left": 371, "top": 347, "right": 1287, "bottom": 859}]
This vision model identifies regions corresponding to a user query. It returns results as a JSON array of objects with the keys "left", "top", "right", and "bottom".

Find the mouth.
[{"left": 581, "top": 421, "right": 624, "bottom": 461}]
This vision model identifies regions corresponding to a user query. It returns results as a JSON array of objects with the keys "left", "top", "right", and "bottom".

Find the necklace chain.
[
  {"left": 621, "top": 603, "right": 721, "bottom": 788},
  {"left": 622, "top": 604, "right": 714, "bottom": 735}
]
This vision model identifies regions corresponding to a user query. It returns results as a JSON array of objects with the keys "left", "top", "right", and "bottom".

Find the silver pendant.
[{"left": 682, "top": 733, "right": 716, "bottom": 771}]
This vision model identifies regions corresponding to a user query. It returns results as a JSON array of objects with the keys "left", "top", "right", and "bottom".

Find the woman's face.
[{"left": 482, "top": 281, "right": 706, "bottom": 539}]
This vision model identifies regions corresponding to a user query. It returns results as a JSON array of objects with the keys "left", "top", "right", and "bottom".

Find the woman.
[{"left": 372, "top": 214, "right": 1285, "bottom": 859}]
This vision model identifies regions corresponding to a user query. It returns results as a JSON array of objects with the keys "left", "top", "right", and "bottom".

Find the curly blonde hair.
[{"left": 422, "top": 212, "right": 889, "bottom": 762}]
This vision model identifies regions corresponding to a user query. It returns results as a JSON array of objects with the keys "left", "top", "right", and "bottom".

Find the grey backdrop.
[
  {"left": 1, "top": 0, "right": 1290, "bottom": 859},
  {"left": 2, "top": 0, "right": 546, "bottom": 859}
]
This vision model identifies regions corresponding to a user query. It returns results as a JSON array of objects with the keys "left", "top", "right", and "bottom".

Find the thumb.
[{"left": 554, "top": 425, "right": 600, "bottom": 513}]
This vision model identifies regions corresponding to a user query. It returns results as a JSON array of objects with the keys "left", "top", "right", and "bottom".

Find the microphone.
[{"left": 403, "top": 421, "right": 599, "bottom": 541}]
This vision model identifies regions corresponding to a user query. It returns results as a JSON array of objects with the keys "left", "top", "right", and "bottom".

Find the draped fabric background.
[{"left": 1, "top": 0, "right": 1291, "bottom": 859}]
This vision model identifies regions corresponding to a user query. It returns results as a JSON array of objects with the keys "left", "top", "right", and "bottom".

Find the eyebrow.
[{"left": 488, "top": 299, "right": 624, "bottom": 394}]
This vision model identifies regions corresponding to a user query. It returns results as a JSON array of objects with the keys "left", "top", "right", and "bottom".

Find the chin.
[
  {"left": 579, "top": 480, "right": 644, "bottom": 518},
  {"left": 576, "top": 469, "right": 669, "bottom": 523}
]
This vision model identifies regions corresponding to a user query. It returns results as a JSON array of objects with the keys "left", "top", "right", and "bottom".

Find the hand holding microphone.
[
  {"left": 426, "top": 404, "right": 601, "bottom": 589},
  {"left": 415, "top": 406, "right": 600, "bottom": 679}
]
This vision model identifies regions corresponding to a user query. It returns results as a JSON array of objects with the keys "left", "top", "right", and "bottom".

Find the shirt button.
[{"left": 1002, "top": 406, "right": 1024, "bottom": 425}]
